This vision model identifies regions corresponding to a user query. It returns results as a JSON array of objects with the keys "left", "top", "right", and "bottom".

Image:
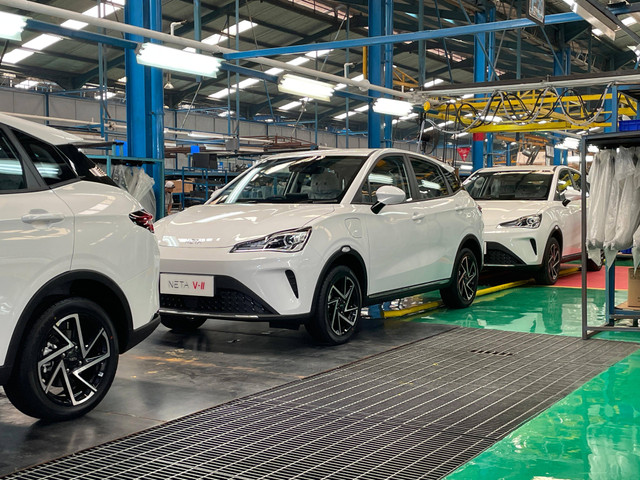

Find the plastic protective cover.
[
  {"left": 587, "top": 149, "right": 615, "bottom": 264},
  {"left": 610, "top": 147, "right": 640, "bottom": 252},
  {"left": 111, "top": 164, "right": 157, "bottom": 217}
]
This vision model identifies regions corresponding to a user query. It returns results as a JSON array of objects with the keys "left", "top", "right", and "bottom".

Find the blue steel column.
[
  {"left": 553, "top": 47, "right": 570, "bottom": 165},
  {"left": 472, "top": 11, "right": 487, "bottom": 171},
  {"left": 383, "top": 0, "right": 394, "bottom": 147},
  {"left": 125, "top": 0, "right": 164, "bottom": 218},
  {"left": 367, "top": 0, "right": 382, "bottom": 148},
  {"left": 485, "top": 7, "right": 495, "bottom": 166},
  {"left": 125, "top": 0, "right": 146, "bottom": 158}
]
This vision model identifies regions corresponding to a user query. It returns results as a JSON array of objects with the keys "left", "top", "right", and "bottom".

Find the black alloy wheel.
[
  {"left": 5, "top": 298, "right": 118, "bottom": 421},
  {"left": 440, "top": 247, "right": 479, "bottom": 309},
  {"left": 535, "top": 237, "right": 561, "bottom": 285},
  {"left": 306, "top": 265, "right": 362, "bottom": 345}
]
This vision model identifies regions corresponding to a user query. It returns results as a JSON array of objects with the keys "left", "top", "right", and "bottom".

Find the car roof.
[
  {"left": 263, "top": 148, "right": 453, "bottom": 170},
  {"left": 0, "top": 112, "right": 85, "bottom": 146},
  {"left": 472, "top": 165, "right": 572, "bottom": 174}
]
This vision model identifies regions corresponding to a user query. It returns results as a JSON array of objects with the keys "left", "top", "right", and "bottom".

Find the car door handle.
[
  {"left": 21, "top": 212, "right": 65, "bottom": 224},
  {"left": 412, "top": 212, "right": 426, "bottom": 221}
]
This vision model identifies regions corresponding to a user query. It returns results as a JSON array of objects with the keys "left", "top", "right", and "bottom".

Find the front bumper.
[
  {"left": 483, "top": 228, "right": 543, "bottom": 267},
  {"left": 159, "top": 245, "right": 322, "bottom": 318}
]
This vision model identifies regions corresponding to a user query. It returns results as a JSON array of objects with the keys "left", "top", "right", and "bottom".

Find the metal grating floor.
[{"left": 4, "top": 328, "right": 637, "bottom": 480}]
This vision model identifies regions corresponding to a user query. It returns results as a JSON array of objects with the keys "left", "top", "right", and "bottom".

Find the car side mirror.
[
  {"left": 562, "top": 189, "right": 581, "bottom": 206},
  {"left": 371, "top": 185, "right": 406, "bottom": 214}
]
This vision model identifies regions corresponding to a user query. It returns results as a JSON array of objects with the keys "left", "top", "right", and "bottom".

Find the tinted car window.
[
  {"left": 213, "top": 155, "right": 366, "bottom": 204},
  {"left": 409, "top": 157, "right": 449, "bottom": 199},
  {"left": 465, "top": 171, "right": 552, "bottom": 201},
  {"left": 57, "top": 144, "right": 118, "bottom": 187},
  {"left": 0, "top": 130, "right": 26, "bottom": 192},
  {"left": 358, "top": 155, "right": 410, "bottom": 204},
  {"left": 14, "top": 131, "right": 77, "bottom": 186}
]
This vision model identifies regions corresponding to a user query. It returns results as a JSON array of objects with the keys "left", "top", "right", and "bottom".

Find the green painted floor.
[{"left": 406, "top": 284, "right": 640, "bottom": 480}]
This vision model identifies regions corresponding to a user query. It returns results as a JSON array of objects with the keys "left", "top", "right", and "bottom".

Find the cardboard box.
[
  {"left": 172, "top": 178, "right": 195, "bottom": 194},
  {"left": 628, "top": 268, "right": 640, "bottom": 307}
]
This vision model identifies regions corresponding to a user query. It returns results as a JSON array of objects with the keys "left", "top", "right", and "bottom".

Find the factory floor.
[{"left": 1, "top": 263, "right": 639, "bottom": 479}]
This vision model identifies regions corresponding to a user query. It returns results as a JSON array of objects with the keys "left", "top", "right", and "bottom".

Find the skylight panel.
[
  {"left": 3, "top": 49, "right": 33, "bottom": 64},
  {"left": 224, "top": 20, "right": 257, "bottom": 36},
  {"left": 279, "top": 101, "right": 303, "bottom": 111},
  {"left": 354, "top": 105, "right": 369, "bottom": 112},
  {"left": 22, "top": 34, "right": 61, "bottom": 51},
  {"left": 265, "top": 67, "right": 283, "bottom": 75},
  {"left": 286, "top": 57, "right": 311, "bottom": 67},
  {"left": 237, "top": 78, "right": 260, "bottom": 89},
  {"left": 61, "top": 19, "right": 89, "bottom": 30},
  {"left": 334, "top": 111, "right": 356, "bottom": 120},
  {"left": 209, "top": 88, "right": 236, "bottom": 99},
  {"left": 424, "top": 78, "right": 445, "bottom": 88},
  {"left": 305, "top": 49, "right": 333, "bottom": 58},
  {"left": 15, "top": 79, "right": 39, "bottom": 89}
]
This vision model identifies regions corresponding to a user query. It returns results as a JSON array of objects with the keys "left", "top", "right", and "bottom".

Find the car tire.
[
  {"left": 160, "top": 314, "right": 206, "bottom": 331},
  {"left": 4, "top": 298, "right": 119, "bottom": 421},
  {"left": 440, "top": 247, "right": 479, "bottom": 309},
  {"left": 305, "top": 265, "right": 362, "bottom": 345},
  {"left": 535, "top": 237, "right": 561, "bottom": 285}
]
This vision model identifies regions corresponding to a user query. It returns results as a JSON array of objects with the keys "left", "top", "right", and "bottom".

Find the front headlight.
[
  {"left": 499, "top": 214, "right": 541, "bottom": 229},
  {"left": 230, "top": 227, "right": 311, "bottom": 253}
]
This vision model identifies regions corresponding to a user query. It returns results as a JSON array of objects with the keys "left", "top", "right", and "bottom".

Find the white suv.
[
  {"left": 155, "top": 149, "right": 483, "bottom": 345},
  {"left": 0, "top": 114, "right": 160, "bottom": 421}
]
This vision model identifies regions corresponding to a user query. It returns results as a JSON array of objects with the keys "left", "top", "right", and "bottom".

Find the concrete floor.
[{"left": 0, "top": 316, "right": 452, "bottom": 476}]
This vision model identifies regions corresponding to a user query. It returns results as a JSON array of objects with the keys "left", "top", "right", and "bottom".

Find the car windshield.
[
  {"left": 464, "top": 171, "right": 552, "bottom": 201},
  {"left": 210, "top": 154, "right": 368, "bottom": 204}
]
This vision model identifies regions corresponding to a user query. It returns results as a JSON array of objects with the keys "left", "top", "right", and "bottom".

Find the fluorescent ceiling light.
[
  {"left": 0, "top": 11, "right": 28, "bottom": 41},
  {"left": 3, "top": 49, "right": 33, "bottom": 64},
  {"left": 137, "top": 43, "right": 222, "bottom": 77},
  {"left": 23, "top": 34, "right": 61, "bottom": 51},
  {"left": 372, "top": 98, "right": 413, "bottom": 116},
  {"left": 278, "top": 74, "right": 334, "bottom": 102},
  {"left": 568, "top": 0, "right": 619, "bottom": 40}
]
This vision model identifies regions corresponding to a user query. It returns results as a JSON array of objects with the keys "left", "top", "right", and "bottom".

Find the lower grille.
[
  {"left": 485, "top": 242, "right": 526, "bottom": 266},
  {"left": 161, "top": 289, "right": 271, "bottom": 315}
]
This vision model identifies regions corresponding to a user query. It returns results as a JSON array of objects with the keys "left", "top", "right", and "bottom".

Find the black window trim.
[
  {"left": 0, "top": 124, "right": 49, "bottom": 194},
  {"left": 351, "top": 153, "right": 414, "bottom": 205},
  {"left": 406, "top": 154, "right": 454, "bottom": 201}
]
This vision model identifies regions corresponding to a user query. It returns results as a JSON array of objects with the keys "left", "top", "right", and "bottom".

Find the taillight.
[{"left": 129, "top": 209, "right": 154, "bottom": 233}]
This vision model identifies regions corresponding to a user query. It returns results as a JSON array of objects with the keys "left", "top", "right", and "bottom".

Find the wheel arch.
[
  {"left": 311, "top": 247, "right": 367, "bottom": 311},
  {"left": 549, "top": 225, "right": 563, "bottom": 254},
  {"left": 1, "top": 270, "right": 133, "bottom": 383},
  {"left": 459, "top": 234, "right": 483, "bottom": 270}
]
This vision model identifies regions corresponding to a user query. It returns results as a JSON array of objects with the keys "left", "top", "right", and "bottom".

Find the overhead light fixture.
[
  {"left": 563, "top": 0, "right": 619, "bottom": 40},
  {"left": 372, "top": 98, "right": 414, "bottom": 116},
  {"left": 136, "top": 43, "right": 222, "bottom": 78},
  {"left": 278, "top": 74, "right": 334, "bottom": 102},
  {"left": 0, "top": 11, "right": 28, "bottom": 41}
]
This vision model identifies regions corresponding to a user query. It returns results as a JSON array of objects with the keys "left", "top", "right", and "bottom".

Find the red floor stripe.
[{"left": 554, "top": 264, "right": 630, "bottom": 290}]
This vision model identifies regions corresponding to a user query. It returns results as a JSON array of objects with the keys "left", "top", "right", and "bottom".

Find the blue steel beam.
[{"left": 223, "top": 12, "right": 582, "bottom": 60}]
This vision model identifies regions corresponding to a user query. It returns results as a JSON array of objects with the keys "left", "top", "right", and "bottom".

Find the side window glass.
[
  {"left": 0, "top": 131, "right": 27, "bottom": 192},
  {"left": 13, "top": 131, "right": 77, "bottom": 186},
  {"left": 410, "top": 157, "right": 449, "bottom": 199},
  {"left": 442, "top": 168, "right": 461, "bottom": 193},
  {"left": 556, "top": 169, "right": 572, "bottom": 200},
  {"left": 359, "top": 156, "right": 410, "bottom": 204}
]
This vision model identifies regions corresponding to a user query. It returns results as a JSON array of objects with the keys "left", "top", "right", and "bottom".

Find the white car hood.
[
  {"left": 476, "top": 200, "right": 547, "bottom": 228},
  {"left": 156, "top": 203, "right": 335, "bottom": 248}
]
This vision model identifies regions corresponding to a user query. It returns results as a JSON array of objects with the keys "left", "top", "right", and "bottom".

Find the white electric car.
[
  {"left": 0, "top": 113, "right": 160, "bottom": 421},
  {"left": 155, "top": 149, "right": 484, "bottom": 345},
  {"left": 464, "top": 165, "right": 591, "bottom": 284}
]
